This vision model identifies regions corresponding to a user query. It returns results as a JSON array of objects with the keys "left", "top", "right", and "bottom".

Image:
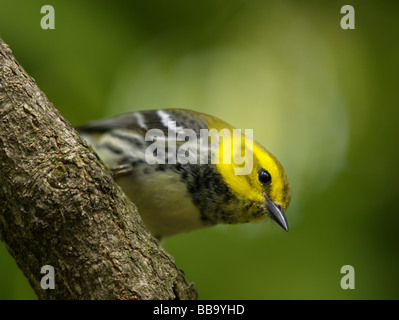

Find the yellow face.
[
  {"left": 216, "top": 136, "right": 290, "bottom": 206},
  {"left": 205, "top": 114, "right": 291, "bottom": 227}
]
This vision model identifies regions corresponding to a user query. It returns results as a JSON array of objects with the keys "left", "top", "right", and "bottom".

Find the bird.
[{"left": 77, "top": 109, "right": 291, "bottom": 240}]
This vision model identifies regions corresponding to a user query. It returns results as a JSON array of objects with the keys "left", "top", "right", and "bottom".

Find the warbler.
[{"left": 77, "top": 109, "right": 291, "bottom": 239}]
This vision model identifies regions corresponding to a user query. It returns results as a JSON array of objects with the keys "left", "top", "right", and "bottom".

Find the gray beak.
[{"left": 265, "top": 194, "right": 289, "bottom": 232}]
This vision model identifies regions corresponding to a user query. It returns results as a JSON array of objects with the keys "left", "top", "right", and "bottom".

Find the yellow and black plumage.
[{"left": 78, "top": 109, "right": 291, "bottom": 239}]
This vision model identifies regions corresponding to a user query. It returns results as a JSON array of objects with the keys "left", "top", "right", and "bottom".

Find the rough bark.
[{"left": 0, "top": 38, "right": 196, "bottom": 300}]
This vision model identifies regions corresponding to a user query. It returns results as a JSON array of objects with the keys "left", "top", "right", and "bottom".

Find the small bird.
[{"left": 77, "top": 109, "right": 291, "bottom": 239}]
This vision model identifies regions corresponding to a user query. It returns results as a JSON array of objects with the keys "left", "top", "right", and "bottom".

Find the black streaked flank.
[{"left": 174, "top": 163, "right": 238, "bottom": 224}]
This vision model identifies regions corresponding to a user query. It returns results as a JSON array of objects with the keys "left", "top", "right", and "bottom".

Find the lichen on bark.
[{"left": 0, "top": 37, "right": 196, "bottom": 300}]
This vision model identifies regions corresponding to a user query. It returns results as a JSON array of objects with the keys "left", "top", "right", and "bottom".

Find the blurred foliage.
[{"left": 0, "top": 0, "right": 398, "bottom": 299}]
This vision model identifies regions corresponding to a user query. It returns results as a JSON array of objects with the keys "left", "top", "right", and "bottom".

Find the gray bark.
[{"left": 0, "top": 37, "right": 196, "bottom": 300}]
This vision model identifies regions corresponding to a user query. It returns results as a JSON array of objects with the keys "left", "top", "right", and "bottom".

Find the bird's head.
[{"left": 206, "top": 117, "right": 291, "bottom": 231}]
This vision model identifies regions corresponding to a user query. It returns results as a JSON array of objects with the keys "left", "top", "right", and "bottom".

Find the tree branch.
[{"left": 0, "top": 37, "right": 196, "bottom": 300}]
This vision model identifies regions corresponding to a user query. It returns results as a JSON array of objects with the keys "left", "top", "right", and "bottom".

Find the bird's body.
[{"left": 78, "top": 109, "right": 291, "bottom": 239}]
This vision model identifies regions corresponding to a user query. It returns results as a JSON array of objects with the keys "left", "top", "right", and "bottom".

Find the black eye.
[{"left": 258, "top": 169, "right": 272, "bottom": 185}]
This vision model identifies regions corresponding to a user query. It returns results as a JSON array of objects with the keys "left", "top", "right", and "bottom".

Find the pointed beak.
[{"left": 265, "top": 194, "right": 289, "bottom": 232}]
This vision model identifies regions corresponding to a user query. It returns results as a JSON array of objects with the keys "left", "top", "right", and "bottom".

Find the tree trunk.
[{"left": 0, "top": 37, "right": 196, "bottom": 300}]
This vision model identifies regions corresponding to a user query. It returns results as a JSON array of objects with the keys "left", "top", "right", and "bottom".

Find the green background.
[{"left": 0, "top": 0, "right": 398, "bottom": 299}]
